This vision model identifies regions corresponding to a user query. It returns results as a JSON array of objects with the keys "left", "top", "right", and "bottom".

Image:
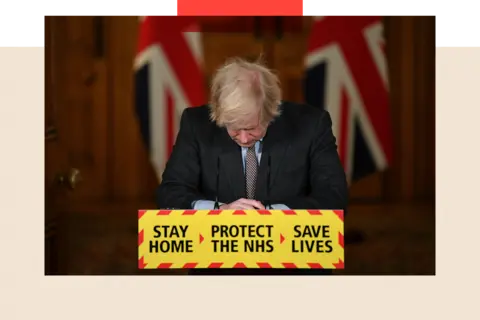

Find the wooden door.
[
  {"left": 201, "top": 17, "right": 308, "bottom": 88},
  {"left": 271, "top": 34, "right": 308, "bottom": 103},
  {"left": 202, "top": 33, "right": 265, "bottom": 88},
  {"left": 45, "top": 16, "right": 181, "bottom": 275},
  {"left": 45, "top": 15, "right": 67, "bottom": 273},
  {"left": 45, "top": 16, "right": 110, "bottom": 274}
]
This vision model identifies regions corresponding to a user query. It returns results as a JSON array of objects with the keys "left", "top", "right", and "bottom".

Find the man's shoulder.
[
  {"left": 182, "top": 104, "right": 212, "bottom": 122},
  {"left": 279, "top": 101, "right": 328, "bottom": 124},
  {"left": 181, "top": 104, "right": 217, "bottom": 131}
]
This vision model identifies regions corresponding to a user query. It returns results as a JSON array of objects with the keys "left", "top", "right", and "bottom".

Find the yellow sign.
[{"left": 138, "top": 209, "right": 344, "bottom": 269}]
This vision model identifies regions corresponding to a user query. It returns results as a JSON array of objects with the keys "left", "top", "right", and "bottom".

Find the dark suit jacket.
[{"left": 156, "top": 101, "right": 348, "bottom": 275}]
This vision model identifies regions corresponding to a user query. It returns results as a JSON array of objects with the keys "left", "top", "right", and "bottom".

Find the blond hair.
[{"left": 208, "top": 57, "right": 282, "bottom": 128}]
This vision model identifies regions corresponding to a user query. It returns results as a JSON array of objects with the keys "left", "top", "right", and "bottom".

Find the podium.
[{"left": 137, "top": 209, "right": 345, "bottom": 274}]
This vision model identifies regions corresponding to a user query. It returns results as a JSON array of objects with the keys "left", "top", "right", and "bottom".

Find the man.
[{"left": 156, "top": 57, "right": 348, "bottom": 275}]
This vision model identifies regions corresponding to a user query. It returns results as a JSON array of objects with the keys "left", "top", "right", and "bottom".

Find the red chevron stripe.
[
  {"left": 138, "top": 210, "right": 147, "bottom": 219},
  {"left": 307, "top": 263, "right": 323, "bottom": 269},
  {"left": 183, "top": 263, "right": 198, "bottom": 268},
  {"left": 157, "top": 263, "right": 173, "bottom": 268},
  {"left": 333, "top": 259, "right": 344, "bottom": 269},
  {"left": 208, "top": 262, "right": 223, "bottom": 268},
  {"left": 138, "top": 229, "right": 144, "bottom": 246},
  {"left": 282, "top": 263, "right": 297, "bottom": 268},
  {"left": 307, "top": 210, "right": 322, "bottom": 215},
  {"left": 257, "top": 210, "right": 272, "bottom": 215},
  {"left": 233, "top": 262, "right": 247, "bottom": 268},
  {"left": 333, "top": 209, "right": 344, "bottom": 221},
  {"left": 282, "top": 210, "right": 297, "bottom": 215},
  {"left": 157, "top": 210, "right": 172, "bottom": 215},
  {"left": 208, "top": 210, "right": 222, "bottom": 215},
  {"left": 138, "top": 256, "right": 147, "bottom": 269},
  {"left": 257, "top": 262, "right": 272, "bottom": 268},
  {"left": 339, "top": 232, "right": 344, "bottom": 248},
  {"left": 182, "top": 210, "right": 197, "bottom": 215}
]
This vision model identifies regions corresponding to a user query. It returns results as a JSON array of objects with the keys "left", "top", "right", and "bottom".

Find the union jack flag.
[
  {"left": 134, "top": 16, "right": 205, "bottom": 180},
  {"left": 304, "top": 16, "right": 393, "bottom": 183}
]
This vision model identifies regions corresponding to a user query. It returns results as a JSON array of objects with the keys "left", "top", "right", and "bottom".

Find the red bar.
[
  {"left": 306, "top": 0, "right": 479, "bottom": 9},
  {"left": 178, "top": 0, "right": 303, "bottom": 16}
]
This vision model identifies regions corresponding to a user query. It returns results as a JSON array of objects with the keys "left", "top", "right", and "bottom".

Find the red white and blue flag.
[
  {"left": 134, "top": 16, "right": 205, "bottom": 180},
  {"left": 304, "top": 16, "right": 393, "bottom": 183}
]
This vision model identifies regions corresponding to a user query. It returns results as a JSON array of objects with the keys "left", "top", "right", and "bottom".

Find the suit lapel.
[
  {"left": 213, "top": 127, "right": 246, "bottom": 200},
  {"left": 255, "top": 116, "right": 291, "bottom": 201}
]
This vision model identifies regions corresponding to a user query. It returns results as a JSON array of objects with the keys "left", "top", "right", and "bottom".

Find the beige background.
[{"left": 0, "top": 46, "right": 478, "bottom": 319}]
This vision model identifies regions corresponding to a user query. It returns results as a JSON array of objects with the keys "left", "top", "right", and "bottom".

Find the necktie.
[{"left": 245, "top": 145, "right": 258, "bottom": 199}]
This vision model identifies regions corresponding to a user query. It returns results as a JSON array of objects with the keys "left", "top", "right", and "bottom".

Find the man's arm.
[
  {"left": 273, "top": 111, "right": 348, "bottom": 210},
  {"left": 156, "top": 110, "right": 206, "bottom": 209}
]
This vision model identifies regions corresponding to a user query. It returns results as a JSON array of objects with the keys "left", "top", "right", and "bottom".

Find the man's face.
[{"left": 226, "top": 113, "right": 266, "bottom": 148}]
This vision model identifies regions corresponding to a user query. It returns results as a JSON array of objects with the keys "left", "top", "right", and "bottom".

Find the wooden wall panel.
[
  {"left": 382, "top": 16, "right": 435, "bottom": 202},
  {"left": 201, "top": 33, "right": 265, "bottom": 89},
  {"left": 105, "top": 17, "right": 158, "bottom": 202},
  {"left": 413, "top": 17, "right": 436, "bottom": 200},
  {"left": 46, "top": 16, "right": 109, "bottom": 203},
  {"left": 46, "top": 16, "right": 112, "bottom": 273},
  {"left": 272, "top": 34, "right": 308, "bottom": 102},
  {"left": 383, "top": 16, "right": 416, "bottom": 201}
]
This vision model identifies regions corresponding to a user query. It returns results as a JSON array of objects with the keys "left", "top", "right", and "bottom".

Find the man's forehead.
[{"left": 230, "top": 118, "right": 260, "bottom": 129}]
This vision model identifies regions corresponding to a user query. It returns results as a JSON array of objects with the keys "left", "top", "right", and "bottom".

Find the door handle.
[{"left": 56, "top": 168, "right": 82, "bottom": 190}]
